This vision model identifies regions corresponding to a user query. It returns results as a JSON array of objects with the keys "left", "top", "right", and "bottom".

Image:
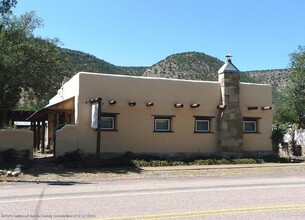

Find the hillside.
[
  {"left": 142, "top": 52, "right": 223, "bottom": 81},
  {"left": 62, "top": 48, "right": 126, "bottom": 75},
  {"left": 16, "top": 48, "right": 290, "bottom": 111},
  {"left": 61, "top": 48, "right": 290, "bottom": 90},
  {"left": 62, "top": 48, "right": 147, "bottom": 76},
  {"left": 245, "top": 69, "right": 290, "bottom": 91},
  {"left": 61, "top": 49, "right": 225, "bottom": 80}
]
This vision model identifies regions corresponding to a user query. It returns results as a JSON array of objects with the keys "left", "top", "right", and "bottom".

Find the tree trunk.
[
  {"left": 291, "top": 128, "right": 296, "bottom": 156},
  {"left": 0, "top": 109, "right": 8, "bottom": 128}
]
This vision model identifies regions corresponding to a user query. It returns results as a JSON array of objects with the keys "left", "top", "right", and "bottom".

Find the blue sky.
[{"left": 13, "top": 0, "right": 305, "bottom": 71}]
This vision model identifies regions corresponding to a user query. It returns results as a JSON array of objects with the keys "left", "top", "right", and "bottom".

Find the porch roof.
[{"left": 27, "top": 97, "right": 75, "bottom": 121}]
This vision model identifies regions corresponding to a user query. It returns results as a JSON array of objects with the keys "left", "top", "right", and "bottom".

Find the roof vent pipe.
[{"left": 226, "top": 54, "right": 232, "bottom": 62}]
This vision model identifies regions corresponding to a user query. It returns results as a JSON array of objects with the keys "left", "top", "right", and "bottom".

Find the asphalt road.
[{"left": 1, "top": 170, "right": 305, "bottom": 220}]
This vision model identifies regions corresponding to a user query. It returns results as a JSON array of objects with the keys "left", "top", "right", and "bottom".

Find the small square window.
[
  {"left": 99, "top": 112, "right": 119, "bottom": 131},
  {"left": 155, "top": 118, "right": 170, "bottom": 131},
  {"left": 194, "top": 116, "right": 213, "bottom": 133},
  {"left": 155, "top": 119, "right": 169, "bottom": 130},
  {"left": 196, "top": 120, "right": 210, "bottom": 132},
  {"left": 101, "top": 117, "right": 114, "bottom": 130},
  {"left": 243, "top": 120, "right": 257, "bottom": 133}
]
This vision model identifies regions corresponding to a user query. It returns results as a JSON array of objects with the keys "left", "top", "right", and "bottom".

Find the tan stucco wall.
[
  {"left": 53, "top": 72, "right": 273, "bottom": 156},
  {"left": 0, "top": 129, "right": 33, "bottom": 159},
  {"left": 56, "top": 124, "right": 78, "bottom": 156},
  {"left": 48, "top": 74, "right": 80, "bottom": 121},
  {"left": 240, "top": 83, "right": 273, "bottom": 151},
  {"left": 76, "top": 73, "right": 221, "bottom": 154}
]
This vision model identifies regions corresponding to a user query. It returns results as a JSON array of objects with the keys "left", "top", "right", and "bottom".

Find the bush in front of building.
[
  {"left": 56, "top": 150, "right": 303, "bottom": 168},
  {"left": 56, "top": 149, "right": 86, "bottom": 166},
  {"left": 131, "top": 157, "right": 264, "bottom": 167},
  {"left": 271, "top": 126, "right": 285, "bottom": 153}
]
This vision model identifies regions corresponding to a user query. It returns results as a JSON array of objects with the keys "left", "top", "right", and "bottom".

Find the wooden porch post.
[
  {"left": 36, "top": 122, "right": 41, "bottom": 151},
  {"left": 31, "top": 121, "right": 37, "bottom": 151},
  {"left": 41, "top": 121, "right": 46, "bottom": 154},
  {"left": 53, "top": 113, "right": 58, "bottom": 157}
]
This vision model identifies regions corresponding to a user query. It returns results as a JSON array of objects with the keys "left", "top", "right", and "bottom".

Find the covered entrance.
[{"left": 27, "top": 97, "right": 75, "bottom": 158}]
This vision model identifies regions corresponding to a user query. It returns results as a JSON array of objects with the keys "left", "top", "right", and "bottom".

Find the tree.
[
  {"left": 276, "top": 46, "right": 305, "bottom": 126},
  {"left": 0, "top": 0, "right": 17, "bottom": 16},
  {"left": 275, "top": 46, "right": 305, "bottom": 155},
  {"left": 0, "top": 11, "right": 70, "bottom": 127}
]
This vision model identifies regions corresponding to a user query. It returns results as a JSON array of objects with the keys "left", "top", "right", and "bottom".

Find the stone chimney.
[{"left": 217, "top": 55, "right": 243, "bottom": 157}]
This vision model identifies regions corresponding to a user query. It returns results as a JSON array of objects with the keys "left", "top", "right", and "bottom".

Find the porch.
[{"left": 27, "top": 97, "right": 75, "bottom": 158}]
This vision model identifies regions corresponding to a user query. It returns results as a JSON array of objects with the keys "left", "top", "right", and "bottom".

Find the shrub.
[
  {"left": 231, "top": 158, "right": 257, "bottom": 164},
  {"left": 215, "top": 158, "right": 230, "bottom": 165},
  {"left": 132, "top": 160, "right": 187, "bottom": 167},
  {"left": 271, "top": 127, "right": 285, "bottom": 153},
  {"left": 191, "top": 159, "right": 214, "bottom": 165},
  {"left": 132, "top": 159, "right": 150, "bottom": 167},
  {"left": 171, "top": 161, "right": 186, "bottom": 166},
  {"left": 56, "top": 149, "right": 86, "bottom": 167},
  {"left": 132, "top": 157, "right": 266, "bottom": 167},
  {"left": 256, "top": 159, "right": 265, "bottom": 164}
]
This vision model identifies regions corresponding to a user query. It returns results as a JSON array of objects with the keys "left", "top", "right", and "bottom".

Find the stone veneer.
[{"left": 217, "top": 58, "right": 244, "bottom": 156}]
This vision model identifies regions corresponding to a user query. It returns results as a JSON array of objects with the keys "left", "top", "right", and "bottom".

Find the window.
[
  {"left": 153, "top": 115, "right": 174, "bottom": 132},
  {"left": 244, "top": 121, "right": 256, "bottom": 133},
  {"left": 100, "top": 113, "right": 119, "bottom": 131},
  {"left": 194, "top": 116, "right": 213, "bottom": 133},
  {"left": 243, "top": 118, "right": 259, "bottom": 133},
  {"left": 101, "top": 116, "right": 114, "bottom": 130},
  {"left": 196, "top": 120, "right": 210, "bottom": 132},
  {"left": 155, "top": 118, "right": 171, "bottom": 131}
]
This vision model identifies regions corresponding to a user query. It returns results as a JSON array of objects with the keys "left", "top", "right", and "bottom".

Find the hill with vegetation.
[
  {"left": 245, "top": 69, "right": 290, "bottom": 91},
  {"left": 17, "top": 48, "right": 289, "bottom": 111},
  {"left": 62, "top": 48, "right": 147, "bottom": 76},
  {"left": 141, "top": 52, "right": 223, "bottom": 81},
  {"left": 62, "top": 48, "right": 290, "bottom": 90}
]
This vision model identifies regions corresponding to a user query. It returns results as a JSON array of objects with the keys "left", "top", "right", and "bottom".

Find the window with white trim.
[
  {"left": 153, "top": 116, "right": 174, "bottom": 132},
  {"left": 101, "top": 116, "right": 115, "bottom": 130},
  {"left": 100, "top": 113, "right": 119, "bottom": 131},
  {"left": 194, "top": 116, "right": 213, "bottom": 133}
]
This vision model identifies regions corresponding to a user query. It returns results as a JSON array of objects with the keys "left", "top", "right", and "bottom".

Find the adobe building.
[{"left": 28, "top": 56, "right": 273, "bottom": 158}]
